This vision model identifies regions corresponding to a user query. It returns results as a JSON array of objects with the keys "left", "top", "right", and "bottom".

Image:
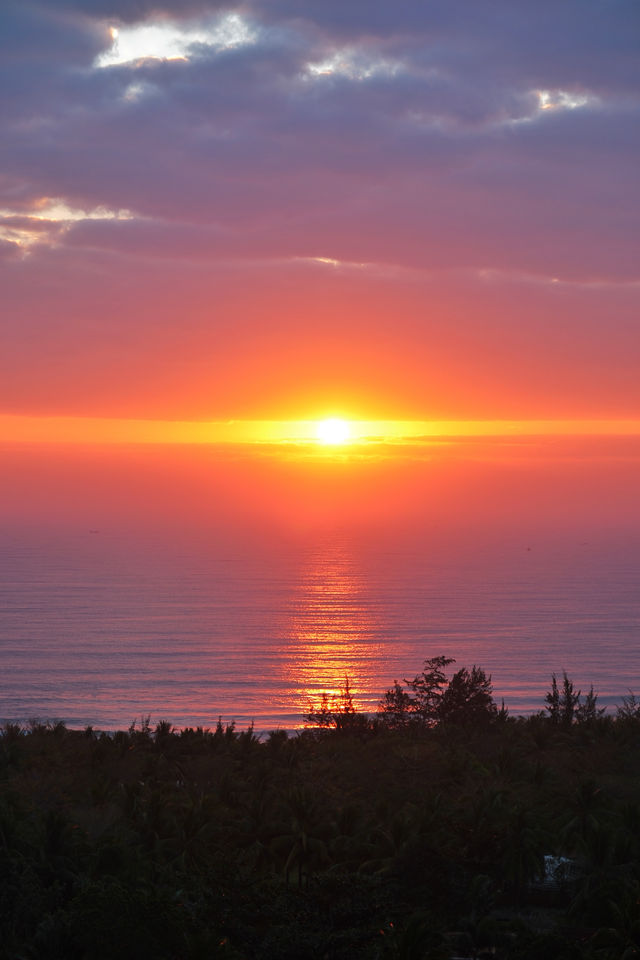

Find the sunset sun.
[{"left": 315, "top": 418, "right": 351, "bottom": 445}]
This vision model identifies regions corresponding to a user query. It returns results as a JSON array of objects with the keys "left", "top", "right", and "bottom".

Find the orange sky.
[
  {"left": 2, "top": 432, "right": 639, "bottom": 546},
  {"left": 1, "top": 2, "right": 638, "bottom": 450}
]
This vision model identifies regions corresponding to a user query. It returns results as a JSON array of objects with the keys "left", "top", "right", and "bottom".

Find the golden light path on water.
[{"left": 281, "top": 541, "right": 388, "bottom": 723}]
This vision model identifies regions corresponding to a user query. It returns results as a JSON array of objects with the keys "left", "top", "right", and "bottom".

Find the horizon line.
[{"left": 2, "top": 414, "right": 640, "bottom": 446}]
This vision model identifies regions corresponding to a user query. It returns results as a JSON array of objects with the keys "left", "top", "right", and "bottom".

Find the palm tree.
[
  {"left": 500, "top": 806, "right": 546, "bottom": 905},
  {"left": 559, "top": 779, "right": 607, "bottom": 853},
  {"left": 270, "top": 786, "right": 331, "bottom": 886}
]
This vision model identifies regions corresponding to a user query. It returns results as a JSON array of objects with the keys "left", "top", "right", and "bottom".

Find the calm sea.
[{"left": 1, "top": 527, "right": 639, "bottom": 730}]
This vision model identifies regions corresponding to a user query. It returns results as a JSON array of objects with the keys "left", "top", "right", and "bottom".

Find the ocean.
[{"left": 2, "top": 522, "right": 639, "bottom": 730}]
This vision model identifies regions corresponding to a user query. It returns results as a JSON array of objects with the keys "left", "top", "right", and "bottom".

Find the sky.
[
  {"left": 1, "top": 0, "right": 639, "bottom": 432},
  {"left": 2, "top": 2, "right": 640, "bottom": 732}
]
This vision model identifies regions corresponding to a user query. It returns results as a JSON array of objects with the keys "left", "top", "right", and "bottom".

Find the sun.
[{"left": 315, "top": 418, "right": 351, "bottom": 445}]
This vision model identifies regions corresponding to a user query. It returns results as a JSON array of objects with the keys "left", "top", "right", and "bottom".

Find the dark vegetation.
[{"left": 3, "top": 660, "right": 640, "bottom": 958}]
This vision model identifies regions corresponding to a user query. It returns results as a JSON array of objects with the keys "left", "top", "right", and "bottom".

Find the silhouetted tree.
[
  {"left": 617, "top": 690, "right": 640, "bottom": 720},
  {"left": 377, "top": 681, "right": 419, "bottom": 729},
  {"left": 545, "top": 671, "right": 581, "bottom": 725},
  {"left": 405, "top": 655, "right": 455, "bottom": 725},
  {"left": 304, "top": 677, "right": 368, "bottom": 732},
  {"left": 575, "top": 685, "right": 606, "bottom": 724},
  {"left": 545, "top": 673, "right": 561, "bottom": 723},
  {"left": 379, "top": 657, "right": 497, "bottom": 728},
  {"left": 438, "top": 666, "right": 498, "bottom": 725}
]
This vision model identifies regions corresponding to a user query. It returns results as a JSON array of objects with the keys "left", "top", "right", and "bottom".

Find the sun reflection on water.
[{"left": 283, "top": 540, "right": 387, "bottom": 722}]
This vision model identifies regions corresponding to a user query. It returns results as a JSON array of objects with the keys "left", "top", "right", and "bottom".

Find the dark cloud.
[
  {"left": 1, "top": 0, "right": 638, "bottom": 417},
  {"left": 0, "top": 2, "right": 106, "bottom": 63},
  {"left": 43, "top": 0, "right": 241, "bottom": 24},
  {"left": 0, "top": 239, "right": 21, "bottom": 260}
]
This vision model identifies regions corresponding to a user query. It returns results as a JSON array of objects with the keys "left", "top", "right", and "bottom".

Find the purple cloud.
[{"left": 0, "top": 0, "right": 638, "bottom": 418}]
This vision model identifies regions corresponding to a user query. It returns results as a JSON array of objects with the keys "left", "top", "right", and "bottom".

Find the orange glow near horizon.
[{"left": 2, "top": 414, "right": 640, "bottom": 449}]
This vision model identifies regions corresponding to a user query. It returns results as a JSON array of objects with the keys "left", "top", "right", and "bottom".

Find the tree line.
[
  {"left": 306, "top": 655, "right": 637, "bottom": 732},
  {"left": 4, "top": 659, "right": 640, "bottom": 958}
]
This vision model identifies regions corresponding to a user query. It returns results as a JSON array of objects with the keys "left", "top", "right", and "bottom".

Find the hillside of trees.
[{"left": 3, "top": 661, "right": 640, "bottom": 958}]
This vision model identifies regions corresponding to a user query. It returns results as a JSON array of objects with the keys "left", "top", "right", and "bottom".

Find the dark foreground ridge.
[{"left": 3, "top": 662, "right": 640, "bottom": 959}]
